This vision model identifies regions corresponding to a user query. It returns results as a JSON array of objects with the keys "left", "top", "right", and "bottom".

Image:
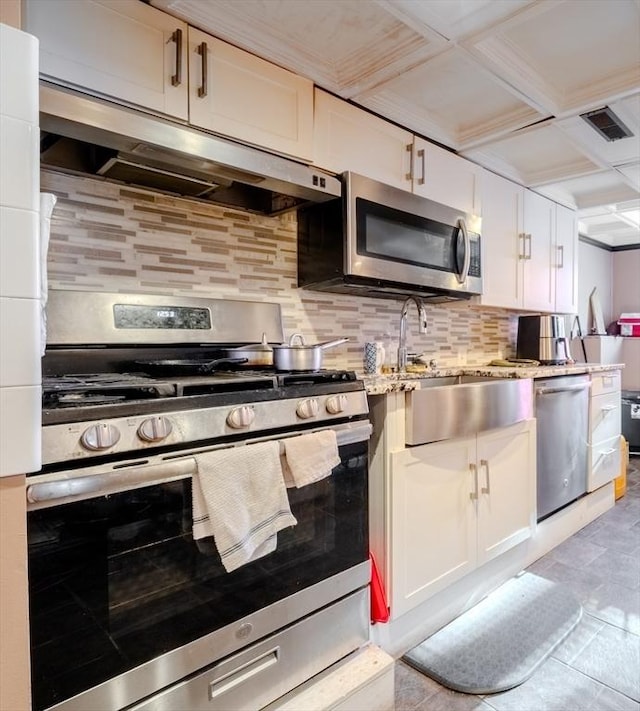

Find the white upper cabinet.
[
  {"left": 523, "top": 189, "right": 555, "bottom": 313},
  {"left": 481, "top": 170, "right": 572, "bottom": 313},
  {"left": 25, "top": 0, "right": 189, "bottom": 121},
  {"left": 479, "top": 170, "right": 524, "bottom": 310},
  {"left": 188, "top": 29, "right": 313, "bottom": 161},
  {"left": 314, "top": 90, "right": 480, "bottom": 213},
  {"left": 313, "top": 89, "right": 413, "bottom": 190},
  {"left": 554, "top": 203, "right": 578, "bottom": 314},
  {"left": 25, "top": 0, "right": 314, "bottom": 160},
  {"left": 412, "top": 138, "right": 481, "bottom": 215}
]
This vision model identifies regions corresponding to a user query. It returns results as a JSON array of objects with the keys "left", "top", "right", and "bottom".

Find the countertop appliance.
[
  {"left": 517, "top": 314, "right": 572, "bottom": 365},
  {"left": 297, "top": 172, "right": 482, "bottom": 302},
  {"left": 535, "top": 374, "right": 590, "bottom": 520},
  {"left": 29, "top": 290, "right": 371, "bottom": 711}
]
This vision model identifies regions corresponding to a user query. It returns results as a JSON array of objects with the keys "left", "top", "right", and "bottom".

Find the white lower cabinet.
[
  {"left": 588, "top": 371, "right": 622, "bottom": 492},
  {"left": 388, "top": 420, "right": 536, "bottom": 619}
]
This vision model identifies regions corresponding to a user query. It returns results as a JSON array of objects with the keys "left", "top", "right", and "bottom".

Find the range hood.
[{"left": 39, "top": 83, "right": 341, "bottom": 215}]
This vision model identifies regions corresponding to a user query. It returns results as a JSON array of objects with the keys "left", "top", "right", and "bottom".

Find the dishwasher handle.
[{"left": 536, "top": 382, "right": 591, "bottom": 395}]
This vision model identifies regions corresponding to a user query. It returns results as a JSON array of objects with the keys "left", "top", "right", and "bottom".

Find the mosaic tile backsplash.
[{"left": 42, "top": 170, "right": 519, "bottom": 371}]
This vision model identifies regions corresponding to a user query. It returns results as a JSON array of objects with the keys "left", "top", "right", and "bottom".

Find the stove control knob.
[
  {"left": 80, "top": 423, "right": 121, "bottom": 451},
  {"left": 325, "top": 394, "right": 347, "bottom": 415},
  {"left": 296, "top": 398, "right": 319, "bottom": 419},
  {"left": 227, "top": 406, "right": 255, "bottom": 429},
  {"left": 138, "top": 416, "right": 173, "bottom": 443}
]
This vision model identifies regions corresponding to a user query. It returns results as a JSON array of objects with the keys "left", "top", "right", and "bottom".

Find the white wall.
[
  {"left": 612, "top": 249, "right": 640, "bottom": 317},
  {"left": 577, "top": 239, "right": 612, "bottom": 333}
]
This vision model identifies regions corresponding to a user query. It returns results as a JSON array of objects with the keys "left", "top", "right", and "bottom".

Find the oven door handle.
[
  {"left": 332, "top": 421, "right": 373, "bottom": 446},
  {"left": 27, "top": 458, "right": 197, "bottom": 509},
  {"left": 28, "top": 421, "right": 372, "bottom": 509},
  {"left": 26, "top": 420, "right": 372, "bottom": 511}
]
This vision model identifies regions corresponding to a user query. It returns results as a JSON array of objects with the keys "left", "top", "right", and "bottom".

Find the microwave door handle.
[{"left": 456, "top": 218, "right": 471, "bottom": 284}]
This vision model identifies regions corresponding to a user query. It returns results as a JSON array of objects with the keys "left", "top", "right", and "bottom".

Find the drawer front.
[
  {"left": 589, "top": 391, "right": 621, "bottom": 444},
  {"left": 587, "top": 435, "right": 621, "bottom": 492},
  {"left": 591, "top": 371, "right": 621, "bottom": 397}
]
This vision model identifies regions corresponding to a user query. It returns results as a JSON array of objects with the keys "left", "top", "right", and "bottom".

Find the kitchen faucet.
[{"left": 397, "top": 296, "right": 428, "bottom": 372}]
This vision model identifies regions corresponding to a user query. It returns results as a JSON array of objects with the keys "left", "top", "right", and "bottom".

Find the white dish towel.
[
  {"left": 39, "top": 192, "right": 57, "bottom": 356},
  {"left": 192, "top": 441, "right": 297, "bottom": 573},
  {"left": 281, "top": 430, "right": 341, "bottom": 488}
]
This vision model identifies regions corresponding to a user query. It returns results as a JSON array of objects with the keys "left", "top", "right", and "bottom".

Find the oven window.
[{"left": 27, "top": 440, "right": 368, "bottom": 711}]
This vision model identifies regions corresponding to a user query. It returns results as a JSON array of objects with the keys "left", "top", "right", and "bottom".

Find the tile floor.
[{"left": 395, "top": 456, "right": 640, "bottom": 711}]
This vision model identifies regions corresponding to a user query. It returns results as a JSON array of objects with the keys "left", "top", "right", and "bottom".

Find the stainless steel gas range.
[{"left": 28, "top": 291, "right": 371, "bottom": 711}]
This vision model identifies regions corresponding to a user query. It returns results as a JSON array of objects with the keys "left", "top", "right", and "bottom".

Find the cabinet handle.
[
  {"left": 600, "top": 447, "right": 617, "bottom": 457},
  {"left": 525, "top": 233, "right": 532, "bottom": 260},
  {"left": 169, "top": 28, "right": 183, "bottom": 87},
  {"left": 469, "top": 462, "right": 478, "bottom": 500},
  {"left": 480, "top": 459, "right": 490, "bottom": 494},
  {"left": 417, "top": 148, "right": 425, "bottom": 185},
  {"left": 405, "top": 144, "right": 414, "bottom": 182},
  {"left": 197, "top": 41, "right": 208, "bottom": 98},
  {"left": 601, "top": 404, "right": 617, "bottom": 414},
  {"left": 209, "top": 647, "right": 279, "bottom": 700},
  {"left": 557, "top": 244, "right": 564, "bottom": 268},
  {"left": 518, "top": 233, "right": 526, "bottom": 260}
]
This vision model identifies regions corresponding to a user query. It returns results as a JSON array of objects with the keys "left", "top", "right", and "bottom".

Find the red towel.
[{"left": 370, "top": 552, "right": 390, "bottom": 623}]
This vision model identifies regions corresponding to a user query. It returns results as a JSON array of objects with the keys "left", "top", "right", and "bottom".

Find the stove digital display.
[{"left": 113, "top": 304, "right": 211, "bottom": 330}]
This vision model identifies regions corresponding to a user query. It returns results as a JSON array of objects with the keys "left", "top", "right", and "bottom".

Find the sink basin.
[{"left": 406, "top": 377, "right": 534, "bottom": 445}]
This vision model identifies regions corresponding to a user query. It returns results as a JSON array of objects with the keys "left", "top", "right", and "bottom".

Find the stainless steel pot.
[
  {"left": 272, "top": 334, "right": 349, "bottom": 371},
  {"left": 224, "top": 333, "right": 274, "bottom": 367}
]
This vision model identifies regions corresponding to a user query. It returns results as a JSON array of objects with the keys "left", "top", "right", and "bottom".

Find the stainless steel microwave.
[{"left": 298, "top": 172, "right": 482, "bottom": 301}]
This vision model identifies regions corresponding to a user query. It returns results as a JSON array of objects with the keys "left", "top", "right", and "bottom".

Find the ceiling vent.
[{"left": 580, "top": 106, "right": 633, "bottom": 142}]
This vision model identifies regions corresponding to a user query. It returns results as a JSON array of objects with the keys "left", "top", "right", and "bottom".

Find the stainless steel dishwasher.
[{"left": 535, "top": 374, "right": 591, "bottom": 520}]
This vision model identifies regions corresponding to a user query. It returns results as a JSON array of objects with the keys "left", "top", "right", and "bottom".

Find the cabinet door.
[
  {"left": 554, "top": 203, "right": 578, "bottom": 314},
  {"left": 588, "top": 435, "right": 621, "bottom": 492},
  {"left": 313, "top": 90, "right": 413, "bottom": 190},
  {"left": 188, "top": 29, "right": 313, "bottom": 160},
  {"left": 479, "top": 170, "right": 524, "bottom": 309},
  {"left": 389, "top": 438, "right": 476, "bottom": 618},
  {"left": 25, "top": 0, "right": 188, "bottom": 120},
  {"left": 476, "top": 420, "right": 536, "bottom": 566},
  {"left": 589, "top": 390, "right": 621, "bottom": 444},
  {"left": 413, "top": 139, "right": 481, "bottom": 215},
  {"left": 523, "top": 191, "right": 555, "bottom": 312}
]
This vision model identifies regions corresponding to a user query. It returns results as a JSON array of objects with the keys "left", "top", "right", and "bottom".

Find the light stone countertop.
[{"left": 361, "top": 362, "right": 624, "bottom": 395}]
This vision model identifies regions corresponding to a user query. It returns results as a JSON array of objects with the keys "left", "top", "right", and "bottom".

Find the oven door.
[
  {"left": 27, "top": 421, "right": 371, "bottom": 711},
  {"left": 345, "top": 172, "right": 482, "bottom": 295}
]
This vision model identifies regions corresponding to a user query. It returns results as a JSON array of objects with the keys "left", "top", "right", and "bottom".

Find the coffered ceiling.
[{"left": 151, "top": 0, "right": 640, "bottom": 246}]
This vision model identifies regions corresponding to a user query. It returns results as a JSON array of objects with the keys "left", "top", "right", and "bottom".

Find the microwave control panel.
[{"left": 468, "top": 235, "right": 481, "bottom": 277}]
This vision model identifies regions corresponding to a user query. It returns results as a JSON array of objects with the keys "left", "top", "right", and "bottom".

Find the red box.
[{"left": 618, "top": 317, "right": 640, "bottom": 336}]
